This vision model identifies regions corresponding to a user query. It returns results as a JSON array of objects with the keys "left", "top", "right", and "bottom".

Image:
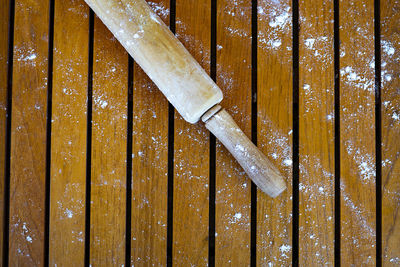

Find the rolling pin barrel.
[
  {"left": 84, "top": 0, "right": 223, "bottom": 124},
  {"left": 84, "top": 0, "right": 287, "bottom": 197}
]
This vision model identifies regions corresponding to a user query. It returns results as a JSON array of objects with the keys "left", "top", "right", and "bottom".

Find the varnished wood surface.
[
  {"left": 299, "top": 0, "right": 335, "bottom": 265},
  {"left": 49, "top": 0, "right": 89, "bottom": 265},
  {"left": 131, "top": 0, "right": 169, "bottom": 265},
  {"left": 339, "top": 0, "right": 376, "bottom": 265},
  {"left": 257, "top": 0, "right": 293, "bottom": 265},
  {"left": 9, "top": 0, "right": 49, "bottom": 265},
  {"left": 173, "top": 0, "right": 211, "bottom": 265},
  {"left": 89, "top": 15, "right": 128, "bottom": 266},
  {"left": 2, "top": 0, "right": 400, "bottom": 265},
  {"left": 215, "top": 0, "right": 252, "bottom": 265}
]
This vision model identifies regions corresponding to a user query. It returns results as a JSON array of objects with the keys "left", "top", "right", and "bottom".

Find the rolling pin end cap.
[
  {"left": 256, "top": 173, "right": 286, "bottom": 198},
  {"left": 267, "top": 182, "right": 287, "bottom": 198}
]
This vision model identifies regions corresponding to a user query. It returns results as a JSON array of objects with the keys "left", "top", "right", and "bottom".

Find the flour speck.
[{"left": 234, "top": 213, "right": 242, "bottom": 219}]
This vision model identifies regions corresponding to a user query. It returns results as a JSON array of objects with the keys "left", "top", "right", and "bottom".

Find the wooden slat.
[
  {"left": 49, "top": 0, "right": 89, "bottom": 265},
  {"left": 256, "top": 0, "right": 293, "bottom": 265},
  {"left": 173, "top": 0, "right": 211, "bottom": 265},
  {"left": 215, "top": 0, "right": 251, "bottom": 265},
  {"left": 298, "top": 0, "right": 335, "bottom": 265},
  {"left": 339, "top": 0, "right": 376, "bottom": 264},
  {"left": 131, "top": 0, "right": 169, "bottom": 265},
  {"left": 0, "top": 0, "right": 10, "bottom": 261},
  {"left": 9, "top": 0, "right": 49, "bottom": 265},
  {"left": 381, "top": 0, "right": 400, "bottom": 264},
  {"left": 89, "top": 16, "right": 128, "bottom": 266}
]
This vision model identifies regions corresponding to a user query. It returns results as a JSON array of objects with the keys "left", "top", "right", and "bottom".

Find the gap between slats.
[
  {"left": 2, "top": 0, "right": 15, "bottom": 266},
  {"left": 292, "top": 0, "right": 300, "bottom": 265},
  {"left": 125, "top": 55, "right": 134, "bottom": 267},
  {"left": 209, "top": 0, "right": 217, "bottom": 266},
  {"left": 44, "top": 0, "right": 55, "bottom": 265},
  {"left": 333, "top": 0, "right": 341, "bottom": 265},
  {"left": 84, "top": 9, "right": 94, "bottom": 267},
  {"left": 250, "top": 0, "right": 258, "bottom": 265},
  {"left": 166, "top": 0, "right": 176, "bottom": 265},
  {"left": 374, "top": 0, "right": 382, "bottom": 264}
]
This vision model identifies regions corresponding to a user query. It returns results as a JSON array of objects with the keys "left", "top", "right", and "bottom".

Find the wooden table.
[{"left": 1, "top": 0, "right": 399, "bottom": 266}]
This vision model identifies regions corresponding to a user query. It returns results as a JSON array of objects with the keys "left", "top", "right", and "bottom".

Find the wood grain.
[
  {"left": 215, "top": 0, "right": 251, "bottom": 264},
  {"left": 9, "top": 0, "right": 49, "bottom": 265},
  {"left": 0, "top": 0, "right": 10, "bottom": 261},
  {"left": 90, "top": 15, "right": 128, "bottom": 266},
  {"left": 381, "top": 0, "right": 400, "bottom": 265},
  {"left": 298, "top": 0, "right": 335, "bottom": 265},
  {"left": 131, "top": 0, "right": 169, "bottom": 265},
  {"left": 173, "top": 0, "right": 211, "bottom": 265},
  {"left": 49, "top": 0, "right": 89, "bottom": 265},
  {"left": 339, "top": 0, "right": 376, "bottom": 264},
  {"left": 257, "top": 0, "right": 293, "bottom": 265}
]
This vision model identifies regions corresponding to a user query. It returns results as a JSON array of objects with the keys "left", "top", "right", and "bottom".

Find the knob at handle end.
[{"left": 203, "top": 107, "right": 286, "bottom": 197}]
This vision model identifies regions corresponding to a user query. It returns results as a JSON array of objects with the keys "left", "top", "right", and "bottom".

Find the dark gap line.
[
  {"left": 166, "top": 0, "right": 176, "bottom": 265},
  {"left": 166, "top": 73, "right": 175, "bottom": 265},
  {"left": 333, "top": 0, "right": 341, "bottom": 265},
  {"left": 44, "top": 0, "right": 55, "bottom": 265},
  {"left": 125, "top": 56, "right": 134, "bottom": 267},
  {"left": 374, "top": 0, "right": 382, "bottom": 265},
  {"left": 208, "top": 0, "right": 217, "bottom": 266},
  {"left": 208, "top": 136, "right": 216, "bottom": 267},
  {"left": 250, "top": 0, "right": 258, "bottom": 266},
  {"left": 84, "top": 9, "right": 94, "bottom": 267},
  {"left": 291, "top": 0, "right": 299, "bottom": 265},
  {"left": 3, "top": 0, "right": 15, "bottom": 266}
]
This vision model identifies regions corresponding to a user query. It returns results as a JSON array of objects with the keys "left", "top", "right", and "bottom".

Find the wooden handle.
[{"left": 203, "top": 106, "right": 286, "bottom": 197}]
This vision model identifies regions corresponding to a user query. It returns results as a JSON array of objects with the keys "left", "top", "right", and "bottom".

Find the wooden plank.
[
  {"left": 298, "top": 0, "right": 335, "bottom": 265},
  {"left": 0, "top": 0, "right": 10, "bottom": 261},
  {"left": 172, "top": 0, "right": 211, "bottom": 265},
  {"left": 49, "top": 0, "right": 89, "bottom": 265},
  {"left": 339, "top": 0, "right": 376, "bottom": 265},
  {"left": 256, "top": 0, "right": 293, "bottom": 265},
  {"left": 215, "top": 0, "right": 251, "bottom": 265},
  {"left": 9, "top": 0, "right": 49, "bottom": 265},
  {"left": 381, "top": 0, "right": 400, "bottom": 265},
  {"left": 130, "top": 0, "right": 169, "bottom": 265},
  {"left": 89, "top": 16, "right": 128, "bottom": 266}
]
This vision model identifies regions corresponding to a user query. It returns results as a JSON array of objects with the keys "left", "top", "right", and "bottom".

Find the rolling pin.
[{"left": 84, "top": 0, "right": 286, "bottom": 197}]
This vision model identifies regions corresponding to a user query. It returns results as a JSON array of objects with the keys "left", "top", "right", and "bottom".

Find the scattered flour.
[
  {"left": 382, "top": 40, "right": 395, "bottom": 56},
  {"left": 65, "top": 208, "right": 74, "bottom": 218}
]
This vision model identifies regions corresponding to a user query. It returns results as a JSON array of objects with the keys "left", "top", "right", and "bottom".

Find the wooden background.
[{"left": 1, "top": 0, "right": 399, "bottom": 266}]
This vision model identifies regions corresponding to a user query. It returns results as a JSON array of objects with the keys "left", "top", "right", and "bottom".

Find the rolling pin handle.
[{"left": 202, "top": 106, "right": 286, "bottom": 197}]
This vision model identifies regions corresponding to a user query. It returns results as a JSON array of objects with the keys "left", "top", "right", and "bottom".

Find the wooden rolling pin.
[{"left": 84, "top": 0, "right": 286, "bottom": 197}]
